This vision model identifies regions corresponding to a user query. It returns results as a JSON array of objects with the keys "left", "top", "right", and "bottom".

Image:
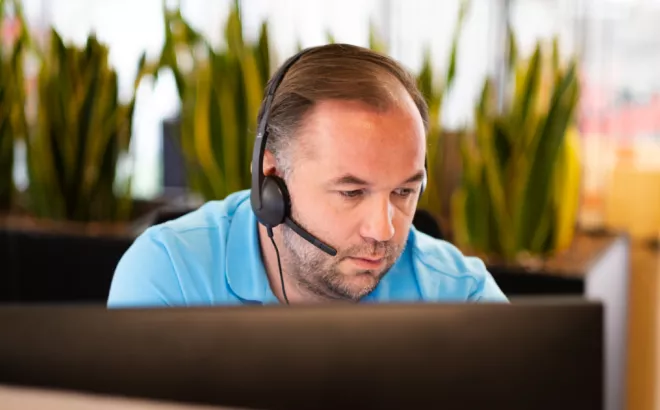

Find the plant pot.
[
  {"left": 0, "top": 197, "right": 174, "bottom": 304},
  {"left": 0, "top": 226, "right": 16, "bottom": 302},
  {"left": 472, "top": 231, "right": 628, "bottom": 296}
]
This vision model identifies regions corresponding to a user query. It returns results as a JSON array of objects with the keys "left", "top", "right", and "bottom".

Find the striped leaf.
[
  {"left": 24, "top": 28, "right": 146, "bottom": 222},
  {"left": 453, "top": 36, "right": 581, "bottom": 262},
  {"left": 155, "top": 0, "right": 271, "bottom": 201}
]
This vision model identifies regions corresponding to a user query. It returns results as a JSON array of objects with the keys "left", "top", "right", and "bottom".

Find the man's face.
[{"left": 279, "top": 92, "right": 427, "bottom": 301}]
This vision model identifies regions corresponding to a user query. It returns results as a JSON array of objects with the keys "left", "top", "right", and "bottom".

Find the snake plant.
[
  {"left": 25, "top": 28, "right": 148, "bottom": 222},
  {"left": 155, "top": 0, "right": 270, "bottom": 201},
  {"left": 161, "top": 0, "right": 466, "bottom": 204},
  {"left": 451, "top": 30, "right": 581, "bottom": 262}
]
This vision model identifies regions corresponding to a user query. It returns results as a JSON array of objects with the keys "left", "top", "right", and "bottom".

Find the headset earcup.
[{"left": 258, "top": 176, "right": 290, "bottom": 227}]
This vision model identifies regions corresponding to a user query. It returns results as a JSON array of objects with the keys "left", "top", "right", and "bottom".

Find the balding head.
[{"left": 258, "top": 43, "right": 429, "bottom": 177}]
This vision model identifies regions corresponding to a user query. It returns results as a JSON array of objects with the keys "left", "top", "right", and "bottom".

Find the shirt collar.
[{"left": 224, "top": 195, "right": 279, "bottom": 304}]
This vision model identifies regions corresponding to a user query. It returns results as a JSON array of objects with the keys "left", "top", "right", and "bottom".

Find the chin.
[
  {"left": 336, "top": 271, "right": 382, "bottom": 299},
  {"left": 321, "top": 263, "right": 394, "bottom": 301}
]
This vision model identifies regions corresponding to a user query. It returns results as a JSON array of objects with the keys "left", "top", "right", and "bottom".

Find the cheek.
[
  {"left": 297, "top": 193, "right": 362, "bottom": 247},
  {"left": 291, "top": 187, "right": 346, "bottom": 232},
  {"left": 393, "top": 209, "right": 414, "bottom": 239}
]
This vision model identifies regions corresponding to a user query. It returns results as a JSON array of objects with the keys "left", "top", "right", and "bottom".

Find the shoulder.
[
  {"left": 107, "top": 190, "right": 252, "bottom": 307},
  {"left": 143, "top": 190, "right": 253, "bottom": 252},
  {"left": 134, "top": 191, "right": 244, "bottom": 260},
  {"left": 154, "top": 190, "right": 250, "bottom": 237},
  {"left": 406, "top": 227, "right": 508, "bottom": 302}
]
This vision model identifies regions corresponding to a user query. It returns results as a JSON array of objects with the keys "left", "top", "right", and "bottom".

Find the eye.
[
  {"left": 393, "top": 188, "right": 415, "bottom": 198},
  {"left": 339, "top": 189, "right": 364, "bottom": 199}
]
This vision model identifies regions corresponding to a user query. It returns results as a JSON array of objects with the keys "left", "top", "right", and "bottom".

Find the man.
[{"left": 107, "top": 43, "right": 507, "bottom": 307}]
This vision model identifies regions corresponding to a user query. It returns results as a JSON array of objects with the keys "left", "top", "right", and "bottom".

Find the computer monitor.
[{"left": 0, "top": 299, "right": 603, "bottom": 410}]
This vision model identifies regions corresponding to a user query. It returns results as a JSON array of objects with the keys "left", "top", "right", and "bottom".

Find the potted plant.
[
  {"left": 446, "top": 28, "right": 632, "bottom": 301},
  {"left": 157, "top": 0, "right": 272, "bottom": 213},
  {"left": 0, "top": 14, "right": 167, "bottom": 302},
  {"left": 450, "top": 31, "right": 581, "bottom": 266}
]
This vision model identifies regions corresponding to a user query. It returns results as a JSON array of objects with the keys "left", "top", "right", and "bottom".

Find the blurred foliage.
[
  {"left": 0, "top": 0, "right": 150, "bottom": 223},
  {"left": 157, "top": 0, "right": 468, "bottom": 205},
  {"left": 0, "top": 0, "right": 29, "bottom": 211},
  {"left": 451, "top": 28, "right": 581, "bottom": 262},
  {"left": 153, "top": 0, "right": 271, "bottom": 200},
  {"left": 414, "top": 2, "right": 466, "bottom": 223},
  {"left": 25, "top": 29, "right": 148, "bottom": 222}
]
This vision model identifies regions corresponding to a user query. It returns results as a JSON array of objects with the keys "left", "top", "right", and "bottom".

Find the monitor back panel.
[{"left": 0, "top": 301, "right": 603, "bottom": 410}]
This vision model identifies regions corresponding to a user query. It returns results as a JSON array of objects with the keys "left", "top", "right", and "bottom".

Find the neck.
[{"left": 258, "top": 222, "right": 317, "bottom": 304}]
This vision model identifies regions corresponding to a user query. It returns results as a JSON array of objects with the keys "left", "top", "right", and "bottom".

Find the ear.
[{"left": 263, "top": 149, "right": 278, "bottom": 177}]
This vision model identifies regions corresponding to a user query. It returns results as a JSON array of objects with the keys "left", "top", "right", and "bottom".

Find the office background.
[{"left": 0, "top": 1, "right": 659, "bottom": 409}]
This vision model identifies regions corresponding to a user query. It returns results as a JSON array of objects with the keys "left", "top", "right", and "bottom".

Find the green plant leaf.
[
  {"left": 516, "top": 60, "right": 579, "bottom": 250},
  {"left": 218, "top": 68, "right": 241, "bottom": 196},
  {"left": 368, "top": 20, "right": 387, "bottom": 54},
  {"left": 255, "top": 21, "right": 271, "bottom": 84},
  {"left": 326, "top": 31, "right": 336, "bottom": 44},
  {"left": 241, "top": 50, "right": 263, "bottom": 185},
  {"left": 507, "top": 24, "right": 518, "bottom": 73},
  {"left": 225, "top": 3, "right": 244, "bottom": 57},
  {"left": 446, "top": 0, "right": 469, "bottom": 90},
  {"left": 193, "top": 62, "right": 225, "bottom": 198},
  {"left": 515, "top": 43, "right": 541, "bottom": 130},
  {"left": 24, "top": 27, "right": 144, "bottom": 222}
]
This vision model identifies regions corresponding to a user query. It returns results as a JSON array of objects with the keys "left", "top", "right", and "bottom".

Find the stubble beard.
[{"left": 280, "top": 219, "right": 406, "bottom": 302}]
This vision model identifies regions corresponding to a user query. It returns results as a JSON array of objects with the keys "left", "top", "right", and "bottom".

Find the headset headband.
[{"left": 251, "top": 48, "right": 313, "bottom": 211}]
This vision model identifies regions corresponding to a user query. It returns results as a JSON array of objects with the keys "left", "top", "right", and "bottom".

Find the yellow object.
[
  {"left": 605, "top": 165, "right": 660, "bottom": 241},
  {"left": 553, "top": 125, "right": 582, "bottom": 251}
]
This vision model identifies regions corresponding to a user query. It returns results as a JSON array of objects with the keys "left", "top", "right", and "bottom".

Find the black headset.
[{"left": 250, "top": 45, "right": 427, "bottom": 259}]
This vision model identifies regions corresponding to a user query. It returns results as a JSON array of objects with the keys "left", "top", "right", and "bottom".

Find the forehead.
[{"left": 296, "top": 98, "right": 426, "bottom": 180}]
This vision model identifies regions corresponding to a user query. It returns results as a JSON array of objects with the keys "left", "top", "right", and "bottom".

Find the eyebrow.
[
  {"left": 329, "top": 170, "right": 426, "bottom": 187},
  {"left": 403, "top": 171, "right": 426, "bottom": 184}
]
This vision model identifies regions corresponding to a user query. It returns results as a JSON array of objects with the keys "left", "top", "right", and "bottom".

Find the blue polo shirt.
[{"left": 107, "top": 190, "right": 507, "bottom": 307}]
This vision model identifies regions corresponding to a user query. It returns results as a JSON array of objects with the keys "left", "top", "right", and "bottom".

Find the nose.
[{"left": 359, "top": 194, "right": 395, "bottom": 243}]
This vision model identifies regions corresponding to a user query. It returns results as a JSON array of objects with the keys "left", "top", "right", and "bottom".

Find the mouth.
[{"left": 346, "top": 256, "right": 385, "bottom": 269}]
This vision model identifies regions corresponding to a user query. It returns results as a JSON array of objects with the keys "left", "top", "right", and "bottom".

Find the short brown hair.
[{"left": 257, "top": 43, "right": 428, "bottom": 175}]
